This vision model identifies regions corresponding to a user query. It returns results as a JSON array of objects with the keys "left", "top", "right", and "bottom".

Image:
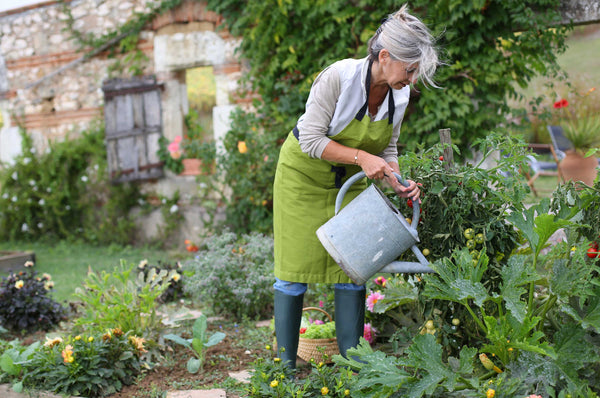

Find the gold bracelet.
[{"left": 354, "top": 149, "right": 360, "bottom": 165}]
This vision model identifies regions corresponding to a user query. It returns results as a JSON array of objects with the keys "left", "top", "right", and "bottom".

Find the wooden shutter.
[{"left": 102, "top": 76, "right": 164, "bottom": 182}]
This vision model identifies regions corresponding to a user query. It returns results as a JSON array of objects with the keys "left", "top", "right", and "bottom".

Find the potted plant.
[
  {"left": 553, "top": 88, "right": 600, "bottom": 185},
  {"left": 156, "top": 110, "right": 217, "bottom": 176}
]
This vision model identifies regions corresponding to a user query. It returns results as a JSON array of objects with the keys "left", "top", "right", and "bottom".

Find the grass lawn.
[{"left": 0, "top": 241, "right": 189, "bottom": 302}]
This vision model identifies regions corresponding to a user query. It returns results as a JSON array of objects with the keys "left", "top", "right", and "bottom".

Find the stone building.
[{"left": 0, "top": 0, "right": 249, "bottom": 242}]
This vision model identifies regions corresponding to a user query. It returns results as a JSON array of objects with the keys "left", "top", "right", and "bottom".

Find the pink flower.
[
  {"left": 173, "top": 135, "right": 182, "bottom": 143},
  {"left": 366, "top": 291, "right": 384, "bottom": 312},
  {"left": 364, "top": 323, "right": 377, "bottom": 344},
  {"left": 526, "top": 395, "right": 543, "bottom": 398},
  {"left": 312, "top": 319, "right": 324, "bottom": 325},
  {"left": 374, "top": 276, "right": 387, "bottom": 287},
  {"left": 318, "top": 300, "right": 324, "bottom": 308}
]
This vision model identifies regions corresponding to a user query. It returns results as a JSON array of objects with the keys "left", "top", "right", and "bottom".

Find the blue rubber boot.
[
  {"left": 334, "top": 288, "right": 365, "bottom": 358},
  {"left": 274, "top": 290, "right": 303, "bottom": 369}
]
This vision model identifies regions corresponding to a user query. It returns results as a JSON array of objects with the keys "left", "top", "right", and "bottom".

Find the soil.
[{"left": 110, "top": 323, "right": 262, "bottom": 398}]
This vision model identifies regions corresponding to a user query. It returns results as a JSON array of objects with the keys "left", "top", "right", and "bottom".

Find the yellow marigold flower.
[
  {"left": 15, "top": 280, "right": 24, "bottom": 289},
  {"left": 61, "top": 345, "right": 75, "bottom": 364},
  {"left": 44, "top": 336, "right": 63, "bottom": 348},
  {"left": 75, "top": 335, "right": 81, "bottom": 341},
  {"left": 508, "top": 347, "right": 513, "bottom": 352},
  {"left": 88, "top": 336, "right": 94, "bottom": 342},
  {"left": 321, "top": 386, "right": 329, "bottom": 395},
  {"left": 274, "top": 357, "right": 281, "bottom": 362},
  {"left": 265, "top": 345, "right": 271, "bottom": 350},
  {"left": 344, "top": 389, "right": 350, "bottom": 396},
  {"left": 270, "top": 380, "right": 278, "bottom": 388},
  {"left": 129, "top": 335, "right": 147, "bottom": 353},
  {"left": 237, "top": 141, "right": 248, "bottom": 154},
  {"left": 486, "top": 388, "right": 495, "bottom": 398},
  {"left": 317, "top": 361, "right": 324, "bottom": 368}
]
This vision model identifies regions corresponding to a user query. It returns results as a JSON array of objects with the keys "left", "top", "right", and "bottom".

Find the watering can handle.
[{"left": 334, "top": 171, "right": 421, "bottom": 228}]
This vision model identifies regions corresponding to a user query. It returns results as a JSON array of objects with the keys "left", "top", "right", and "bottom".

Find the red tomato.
[
  {"left": 439, "top": 156, "right": 444, "bottom": 161},
  {"left": 587, "top": 248, "right": 600, "bottom": 259}
]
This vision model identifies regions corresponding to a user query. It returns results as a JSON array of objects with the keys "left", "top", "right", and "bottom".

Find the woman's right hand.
[{"left": 357, "top": 150, "right": 394, "bottom": 180}]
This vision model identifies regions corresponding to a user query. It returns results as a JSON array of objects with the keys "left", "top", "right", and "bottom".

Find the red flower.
[
  {"left": 553, "top": 99, "right": 569, "bottom": 109},
  {"left": 299, "top": 327, "right": 307, "bottom": 334}
]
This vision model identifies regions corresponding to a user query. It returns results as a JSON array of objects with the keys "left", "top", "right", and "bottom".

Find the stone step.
[{"left": 167, "top": 389, "right": 226, "bottom": 398}]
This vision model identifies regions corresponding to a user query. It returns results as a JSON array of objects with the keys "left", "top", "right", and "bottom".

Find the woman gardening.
[{"left": 273, "top": 4, "right": 440, "bottom": 368}]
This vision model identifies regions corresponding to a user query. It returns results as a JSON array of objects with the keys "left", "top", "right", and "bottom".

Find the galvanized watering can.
[{"left": 316, "top": 171, "right": 434, "bottom": 285}]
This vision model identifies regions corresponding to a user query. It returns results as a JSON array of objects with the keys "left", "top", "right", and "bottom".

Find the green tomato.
[
  {"left": 466, "top": 239, "right": 476, "bottom": 249},
  {"left": 451, "top": 318, "right": 460, "bottom": 326},
  {"left": 469, "top": 250, "right": 479, "bottom": 259},
  {"left": 464, "top": 228, "right": 475, "bottom": 240},
  {"left": 475, "top": 233, "right": 485, "bottom": 244}
]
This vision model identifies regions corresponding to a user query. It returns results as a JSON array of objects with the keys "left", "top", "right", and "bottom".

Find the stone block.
[{"left": 166, "top": 389, "right": 226, "bottom": 398}]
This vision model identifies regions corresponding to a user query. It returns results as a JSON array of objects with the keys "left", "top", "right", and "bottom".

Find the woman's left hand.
[{"left": 385, "top": 174, "right": 421, "bottom": 201}]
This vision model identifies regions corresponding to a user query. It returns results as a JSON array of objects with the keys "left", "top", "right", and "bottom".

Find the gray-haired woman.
[{"left": 273, "top": 4, "right": 439, "bottom": 369}]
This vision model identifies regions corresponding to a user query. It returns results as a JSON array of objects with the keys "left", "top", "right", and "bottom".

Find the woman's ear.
[{"left": 378, "top": 49, "right": 389, "bottom": 64}]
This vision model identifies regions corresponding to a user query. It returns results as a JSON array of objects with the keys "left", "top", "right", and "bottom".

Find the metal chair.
[
  {"left": 523, "top": 141, "right": 564, "bottom": 197},
  {"left": 547, "top": 125, "right": 573, "bottom": 160}
]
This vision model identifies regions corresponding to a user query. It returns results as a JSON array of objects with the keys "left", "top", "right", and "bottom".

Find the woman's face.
[{"left": 379, "top": 50, "right": 418, "bottom": 90}]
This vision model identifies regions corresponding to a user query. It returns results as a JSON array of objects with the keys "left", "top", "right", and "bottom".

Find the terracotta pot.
[
  {"left": 179, "top": 158, "right": 214, "bottom": 176},
  {"left": 560, "top": 150, "right": 599, "bottom": 186}
]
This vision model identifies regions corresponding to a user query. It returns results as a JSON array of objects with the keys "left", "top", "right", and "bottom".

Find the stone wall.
[{"left": 0, "top": 0, "right": 248, "bottom": 244}]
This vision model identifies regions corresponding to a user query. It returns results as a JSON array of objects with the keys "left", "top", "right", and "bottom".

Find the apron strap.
[
  {"left": 356, "top": 59, "right": 395, "bottom": 124},
  {"left": 331, "top": 165, "right": 347, "bottom": 189}
]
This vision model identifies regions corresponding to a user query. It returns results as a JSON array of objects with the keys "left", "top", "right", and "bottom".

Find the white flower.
[
  {"left": 37, "top": 222, "right": 43, "bottom": 229},
  {"left": 66, "top": 205, "right": 71, "bottom": 210},
  {"left": 161, "top": 198, "right": 167, "bottom": 204},
  {"left": 2, "top": 193, "right": 8, "bottom": 199},
  {"left": 24, "top": 261, "right": 34, "bottom": 267},
  {"left": 11, "top": 172, "right": 17, "bottom": 180},
  {"left": 169, "top": 204, "right": 179, "bottom": 213},
  {"left": 39, "top": 199, "right": 45, "bottom": 206},
  {"left": 21, "top": 223, "right": 29, "bottom": 232},
  {"left": 94, "top": 164, "right": 99, "bottom": 170},
  {"left": 47, "top": 187, "right": 52, "bottom": 193},
  {"left": 45, "top": 148, "right": 51, "bottom": 154},
  {"left": 23, "top": 157, "right": 31, "bottom": 165},
  {"left": 29, "top": 180, "right": 36, "bottom": 186},
  {"left": 30, "top": 147, "right": 36, "bottom": 154},
  {"left": 81, "top": 175, "right": 88, "bottom": 182},
  {"left": 138, "top": 259, "right": 148, "bottom": 269},
  {"left": 11, "top": 196, "right": 17, "bottom": 202}
]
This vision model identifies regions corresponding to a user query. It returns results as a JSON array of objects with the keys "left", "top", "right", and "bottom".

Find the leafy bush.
[
  {"left": 247, "top": 349, "right": 354, "bottom": 397},
  {"left": 0, "top": 124, "right": 140, "bottom": 245},
  {"left": 0, "top": 263, "right": 67, "bottom": 334},
  {"left": 21, "top": 329, "right": 146, "bottom": 397},
  {"left": 206, "top": 0, "right": 570, "bottom": 233},
  {"left": 182, "top": 231, "right": 274, "bottom": 320},
  {"left": 73, "top": 261, "right": 176, "bottom": 341}
]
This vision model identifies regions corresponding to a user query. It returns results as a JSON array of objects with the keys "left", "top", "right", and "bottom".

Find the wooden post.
[{"left": 439, "top": 128, "right": 454, "bottom": 171}]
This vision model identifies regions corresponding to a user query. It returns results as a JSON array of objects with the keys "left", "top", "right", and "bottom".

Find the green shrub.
[
  {"left": 21, "top": 329, "right": 146, "bottom": 397},
  {"left": 0, "top": 263, "right": 67, "bottom": 334},
  {"left": 182, "top": 231, "right": 274, "bottom": 320},
  {"left": 0, "top": 124, "right": 140, "bottom": 245},
  {"left": 73, "top": 261, "right": 175, "bottom": 341}
]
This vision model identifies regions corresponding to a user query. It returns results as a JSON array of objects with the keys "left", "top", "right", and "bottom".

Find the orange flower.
[
  {"left": 61, "top": 345, "right": 74, "bottom": 363},
  {"left": 237, "top": 141, "right": 248, "bottom": 154}
]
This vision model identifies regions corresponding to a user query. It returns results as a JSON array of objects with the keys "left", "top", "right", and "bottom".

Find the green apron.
[{"left": 274, "top": 65, "right": 395, "bottom": 284}]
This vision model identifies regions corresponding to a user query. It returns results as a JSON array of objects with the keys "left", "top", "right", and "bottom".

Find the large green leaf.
[
  {"left": 187, "top": 357, "right": 201, "bottom": 374},
  {"left": 205, "top": 332, "right": 226, "bottom": 348},
  {"left": 163, "top": 334, "right": 192, "bottom": 349},
  {"left": 499, "top": 255, "right": 538, "bottom": 323},
  {"left": 193, "top": 314, "right": 208, "bottom": 343}
]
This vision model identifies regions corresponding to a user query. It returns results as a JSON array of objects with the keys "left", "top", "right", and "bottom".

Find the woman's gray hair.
[{"left": 368, "top": 4, "right": 440, "bottom": 88}]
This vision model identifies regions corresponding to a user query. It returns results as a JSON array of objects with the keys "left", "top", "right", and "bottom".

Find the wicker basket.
[{"left": 297, "top": 307, "right": 339, "bottom": 363}]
